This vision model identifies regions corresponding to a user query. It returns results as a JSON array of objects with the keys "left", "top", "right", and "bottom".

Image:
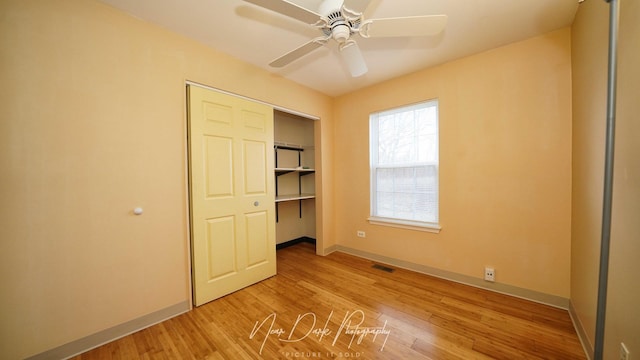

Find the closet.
[{"left": 273, "top": 110, "right": 316, "bottom": 248}]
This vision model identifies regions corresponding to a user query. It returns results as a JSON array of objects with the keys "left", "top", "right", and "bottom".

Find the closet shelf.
[
  {"left": 274, "top": 143, "right": 314, "bottom": 221},
  {"left": 275, "top": 168, "right": 315, "bottom": 176},
  {"left": 275, "top": 193, "right": 316, "bottom": 203}
]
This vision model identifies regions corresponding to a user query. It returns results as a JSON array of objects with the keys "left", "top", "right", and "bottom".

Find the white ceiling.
[{"left": 98, "top": 0, "right": 579, "bottom": 97}]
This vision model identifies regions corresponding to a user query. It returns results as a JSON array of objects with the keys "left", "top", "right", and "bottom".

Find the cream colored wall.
[
  {"left": 571, "top": 0, "right": 640, "bottom": 358},
  {"left": 333, "top": 28, "right": 573, "bottom": 297},
  {"left": 0, "top": 0, "right": 332, "bottom": 358}
]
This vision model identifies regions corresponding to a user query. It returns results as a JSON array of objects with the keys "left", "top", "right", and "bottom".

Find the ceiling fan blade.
[
  {"left": 342, "top": 0, "right": 372, "bottom": 16},
  {"left": 269, "top": 37, "right": 328, "bottom": 68},
  {"left": 339, "top": 41, "right": 368, "bottom": 77},
  {"left": 362, "top": 15, "right": 448, "bottom": 38},
  {"left": 242, "top": 0, "right": 323, "bottom": 25}
]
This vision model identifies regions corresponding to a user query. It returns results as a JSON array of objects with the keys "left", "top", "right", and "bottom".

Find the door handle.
[{"left": 254, "top": 201, "right": 260, "bottom": 207}]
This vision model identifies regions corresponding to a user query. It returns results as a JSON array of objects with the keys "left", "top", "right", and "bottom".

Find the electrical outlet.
[
  {"left": 357, "top": 230, "right": 366, "bottom": 238},
  {"left": 484, "top": 267, "right": 495, "bottom": 282},
  {"left": 620, "top": 342, "right": 630, "bottom": 360}
]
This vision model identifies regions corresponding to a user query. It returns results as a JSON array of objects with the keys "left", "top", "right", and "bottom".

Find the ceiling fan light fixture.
[
  {"left": 332, "top": 23, "right": 351, "bottom": 43},
  {"left": 340, "top": 40, "right": 367, "bottom": 77}
]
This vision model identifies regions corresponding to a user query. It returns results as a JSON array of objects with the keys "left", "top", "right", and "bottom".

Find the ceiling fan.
[{"left": 242, "top": 0, "right": 448, "bottom": 77}]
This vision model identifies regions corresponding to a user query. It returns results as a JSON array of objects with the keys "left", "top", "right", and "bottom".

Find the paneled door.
[{"left": 187, "top": 85, "right": 276, "bottom": 306}]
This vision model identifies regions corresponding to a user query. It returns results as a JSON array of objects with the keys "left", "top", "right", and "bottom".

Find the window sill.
[{"left": 368, "top": 217, "right": 441, "bottom": 233}]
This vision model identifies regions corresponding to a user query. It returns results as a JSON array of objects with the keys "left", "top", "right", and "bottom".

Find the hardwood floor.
[{"left": 73, "top": 243, "right": 586, "bottom": 359}]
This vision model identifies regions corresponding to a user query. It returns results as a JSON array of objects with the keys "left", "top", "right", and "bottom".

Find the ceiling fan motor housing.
[
  {"left": 328, "top": 12, "right": 350, "bottom": 43},
  {"left": 319, "top": 0, "right": 353, "bottom": 43}
]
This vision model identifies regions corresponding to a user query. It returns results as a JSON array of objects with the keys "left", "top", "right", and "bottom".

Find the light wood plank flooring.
[{"left": 74, "top": 243, "right": 586, "bottom": 359}]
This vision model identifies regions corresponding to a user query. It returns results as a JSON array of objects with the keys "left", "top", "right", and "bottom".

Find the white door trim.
[{"left": 186, "top": 80, "right": 319, "bottom": 121}]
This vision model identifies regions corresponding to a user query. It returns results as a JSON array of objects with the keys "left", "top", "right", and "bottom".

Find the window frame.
[{"left": 368, "top": 100, "right": 441, "bottom": 233}]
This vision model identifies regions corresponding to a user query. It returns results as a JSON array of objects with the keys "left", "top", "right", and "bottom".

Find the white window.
[{"left": 369, "top": 100, "right": 440, "bottom": 232}]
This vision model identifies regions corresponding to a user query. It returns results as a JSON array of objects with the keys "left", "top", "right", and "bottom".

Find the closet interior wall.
[{"left": 274, "top": 110, "right": 316, "bottom": 245}]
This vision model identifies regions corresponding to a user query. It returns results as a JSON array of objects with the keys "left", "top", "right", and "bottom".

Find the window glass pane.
[
  {"left": 393, "top": 167, "right": 414, "bottom": 192},
  {"left": 376, "top": 168, "right": 393, "bottom": 192},
  {"left": 416, "top": 165, "right": 437, "bottom": 193},
  {"left": 376, "top": 191, "right": 394, "bottom": 218},
  {"left": 374, "top": 166, "right": 438, "bottom": 223},
  {"left": 370, "top": 100, "right": 439, "bottom": 225},
  {"left": 393, "top": 113, "right": 416, "bottom": 163},
  {"left": 378, "top": 115, "right": 395, "bottom": 164},
  {"left": 414, "top": 192, "right": 437, "bottom": 222},
  {"left": 393, "top": 192, "right": 415, "bottom": 219}
]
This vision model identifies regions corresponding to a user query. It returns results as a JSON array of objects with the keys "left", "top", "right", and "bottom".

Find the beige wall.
[
  {"left": 571, "top": 0, "right": 640, "bottom": 358},
  {"left": 0, "top": 0, "right": 332, "bottom": 358},
  {"left": 333, "top": 28, "right": 573, "bottom": 298}
]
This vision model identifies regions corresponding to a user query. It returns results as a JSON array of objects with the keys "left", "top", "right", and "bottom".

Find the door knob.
[{"left": 254, "top": 201, "right": 260, "bottom": 206}]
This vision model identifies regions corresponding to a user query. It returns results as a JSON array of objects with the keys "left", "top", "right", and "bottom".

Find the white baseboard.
[
  {"left": 327, "top": 245, "right": 570, "bottom": 309},
  {"left": 26, "top": 301, "right": 190, "bottom": 360},
  {"left": 569, "top": 300, "right": 594, "bottom": 360},
  {"left": 321, "top": 244, "right": 340, "bottom": 256}
]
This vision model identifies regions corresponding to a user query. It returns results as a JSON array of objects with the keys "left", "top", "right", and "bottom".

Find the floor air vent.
[{"left": 372, "top": 264, "right": 395, "bottom": 273}]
